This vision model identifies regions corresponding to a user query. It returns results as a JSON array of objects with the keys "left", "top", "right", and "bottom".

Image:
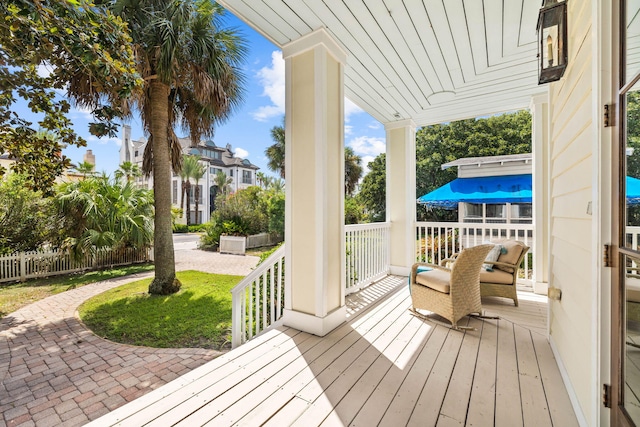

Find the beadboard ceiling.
[{"left": 218, "top": 0, "right": 544, "bottom": 126}]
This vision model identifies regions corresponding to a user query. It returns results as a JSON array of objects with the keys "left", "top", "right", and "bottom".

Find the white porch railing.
[
  {"left": 415, "top": 221, "right": 534, "bottom": 284},
  {"left": 345, "top": 222, "right": 391, "bottom": 294},
  {"left": 0, "top": 247, "right": 151, "bottom": 284},
  {"left": 231, "top": 222, "right": 392, "bottom": 347},
  {"left": 231, "top": 245, "right": 285, "bottom": 348}
]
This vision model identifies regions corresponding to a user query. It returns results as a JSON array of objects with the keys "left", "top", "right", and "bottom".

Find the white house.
[
  {"left": 119, "top": 125, "right": 259, "bottom": 224},
  {"left": 96, "top": 1, "right": 637, "bottom": 425}
]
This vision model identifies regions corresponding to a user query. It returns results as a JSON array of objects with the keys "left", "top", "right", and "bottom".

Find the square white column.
[
  {"left": 282, "top": 29, "right": 347, "bottom": 336},
  {"left": 386, "top": 120, "right": 417, "bottom": 276}
]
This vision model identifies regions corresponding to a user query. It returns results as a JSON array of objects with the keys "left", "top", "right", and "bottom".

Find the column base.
[
  {"left": 534, "top": 281, "right": 549, "bottom": 295},
  {"left": 282, "top": 306, "right": 347, "bottom": 337}
]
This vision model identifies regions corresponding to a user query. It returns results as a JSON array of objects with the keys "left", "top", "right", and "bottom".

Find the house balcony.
[
  {"left": 89, "top": 222, "right": 578, "bottom": 426},
  {"left": 89, "top": 276, "right": 575, "bottom": 426}
]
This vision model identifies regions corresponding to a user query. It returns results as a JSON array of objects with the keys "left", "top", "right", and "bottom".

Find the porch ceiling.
[{"left": 218, "top": 0, "right": 545, "bottom": 126}]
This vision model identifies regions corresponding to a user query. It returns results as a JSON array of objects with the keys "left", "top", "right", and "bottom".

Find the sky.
[{"left": 49, "top": 12, "right": 387, "bottom": 178}]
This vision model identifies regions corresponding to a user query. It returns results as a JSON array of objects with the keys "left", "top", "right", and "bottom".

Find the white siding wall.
[{"left": 548, "top": 1, "right": 595, "bottom": 424}]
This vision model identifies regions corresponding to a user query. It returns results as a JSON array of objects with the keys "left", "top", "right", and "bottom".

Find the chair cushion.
[
  {"left": 494, "top": 239, "right": 526, "bottom": 273},
  {"left": 415, "top": 269, "right": 450, "bottom": 294},
  {"left": 483, "top": 243, "right": 505, "bottom": 271},
  {"left": 479, "top": 268, "right": 514, "bottom": 285}
]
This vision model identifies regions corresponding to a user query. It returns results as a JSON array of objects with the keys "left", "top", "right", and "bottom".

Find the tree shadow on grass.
[{"left": 80, "top": 289, "right": 233, "bottom": 350}]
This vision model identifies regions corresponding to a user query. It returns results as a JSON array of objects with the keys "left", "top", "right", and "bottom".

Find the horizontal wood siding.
[{"left": 548, "top": 0, "right": 594, "bottom": 423}]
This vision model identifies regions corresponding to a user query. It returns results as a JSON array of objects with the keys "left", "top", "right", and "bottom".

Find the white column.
[
  {"left": 386, "top": 120, "right": 417, "bottom": 276},
  {"left": 282, "top": 29, "right": 347, "bottom": 336},
  {"left": 530, "top": 93, "right": 550, "bottom": 295}
]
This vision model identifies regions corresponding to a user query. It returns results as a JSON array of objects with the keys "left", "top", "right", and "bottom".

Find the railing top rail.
[
  {"left": 345, "top": 222, "right": 391, "bottom": 231},
  {"left": 415, "top": 221, "right": 534, "bottom": 231},
  {"left": 231, "top": 244, "right": 285, "bottom": 296}
]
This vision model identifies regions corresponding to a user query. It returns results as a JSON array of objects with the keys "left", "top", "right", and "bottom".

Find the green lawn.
[
  {"left": 0, "top": 264, "right": 154, "bottom": 317},
  {"left": 78, "top": 270, "right": 242, "bottom": 350}
]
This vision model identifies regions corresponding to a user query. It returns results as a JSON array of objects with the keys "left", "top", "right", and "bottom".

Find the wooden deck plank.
[
  {"left": 438, "top": 317, "right": 484, "bottom": 425},
  {"left": 530, "top": 330, "right": 579, "bottom": 427},
  {"left": 87, "top": 277, "right": 581, "bottom": 427},
  {"left": 348, "top": 320, "right": 435, "bottom": 426},
  {"left": 316, "top": 311, "right": 425, "bottom": 425},
  {"left": 90, "top": 326, "right": 300, "bottom": 426},
  {"left": 406, "top": 323, "right": 466, "bottom": 427},
  {"left": 147, "top": 330, "right": 318, "bottom": 426},
  {"left": 494, "top": 319, "right": 523, "bottom": 427},
  {"left": 290, "top": 299, "right": 415, "bottom": 425},
  {"left": 514, "top": 325, "right": 551, "bottom": 427},
  {"left": 466, "top": 319, "right": 498, "bottom": 426},
  {"left": 377, "top": 324, "right": 450, "bottom": 427}
]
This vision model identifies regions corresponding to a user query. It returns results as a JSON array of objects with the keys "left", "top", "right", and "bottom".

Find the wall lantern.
[{"left": 537, "top": 0, "right": 568, "bottom": 84}]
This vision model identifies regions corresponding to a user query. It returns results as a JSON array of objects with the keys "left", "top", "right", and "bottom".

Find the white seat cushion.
[{"left": 415, "top": 269, "right": 451, "bottom": 294}]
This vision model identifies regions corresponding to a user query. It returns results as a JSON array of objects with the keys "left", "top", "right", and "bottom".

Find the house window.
[
  {"left": 210, "top": 167, "right": 221, "bottom": 175},
  {"left": 172, "top": 180, "right": 177, "bottom": 204},
  {"left": 134, "top": 150, "right": 139, "bottom": 157},
  {"left": 230, "top": 169, "right": 233, "bottom": 177},
  {"left": 242, "top": 170, "right": 252, "bottom": 184},
  {"left": 189, "top": 185, "right": 203, "bottom": 204},
  {"left": 485, "top": 205, "right": 506, "bottom": 223},
  {"left": 463, "top": 204, "right": 483, "bottom": 223}
]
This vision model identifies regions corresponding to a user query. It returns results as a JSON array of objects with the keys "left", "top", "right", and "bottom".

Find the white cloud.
[
  {"left": 344, "top": 98, "right": 363, "bottom": 123},
  {"left": 345, "top": 125, "right": 354, "bottom": 137},
  {"left": 37, "top": 63, "right": 53, "bottom": 78},
  {"left": 234, "top": 147, "right": 249, "bottom": 158},
  {"left": 252, "top": 51, "right": 285, "bottom": 122},
  {"left": 70, "top": 105, "right": 93, "bottom": 121},
  {"left": 348, "top": 136, "right": 386, "bottom": 156},
  {"left": 361, "top": 155, "right": 376, "bottom": 174},
  {"left": 88, "top": 135, "right": 122, "bottom": 146},
  {"left": 368, "top": 122, "right": 381, "bottom": 130}
]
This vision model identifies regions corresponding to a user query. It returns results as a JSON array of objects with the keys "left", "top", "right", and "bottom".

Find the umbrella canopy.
[
  {"left": 628, "top": 176, "right": 640, "bottom": 205},
  {"left": 417, "top": 174, "right": 533, "bottom": 209},
  {"left": 417, "top": 174, "right": 640, "bottom": 209}
]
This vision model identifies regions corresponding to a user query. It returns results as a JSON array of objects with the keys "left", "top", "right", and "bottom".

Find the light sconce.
[{"left": 537, "top": 0, "right": 568, "bottom": 84}]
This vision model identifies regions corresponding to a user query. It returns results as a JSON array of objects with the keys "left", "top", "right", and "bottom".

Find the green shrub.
[
  {"left": 258, "top": 242, "right": 283, "bottom": 265},
  {"left": 188, "top": 224, "right": 206, "bottom": 233},
  {"left": 173, "top": 223, "right": 188, "bottom": 233},
  {"left": 199, "top": 217, "right": 222, "bottom": 251}
]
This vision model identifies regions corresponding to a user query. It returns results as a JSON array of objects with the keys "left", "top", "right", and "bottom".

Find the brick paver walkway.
[{"left": 0, "top": 244, "right": 260, "bottom": 426}]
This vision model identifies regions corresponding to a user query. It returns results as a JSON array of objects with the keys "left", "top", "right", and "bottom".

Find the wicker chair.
[
  {"left": 442, "top": 240, "right": 530, "bottom": 307},
  {"left": 410, "top": 244, "right": 493, "bottom": 329}
]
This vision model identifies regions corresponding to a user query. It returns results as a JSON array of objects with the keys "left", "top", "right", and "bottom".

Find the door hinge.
[
  {"left": 604, "top": 103, "right": 615, "bottom": 127},
  {"left": 604, "top": 244, "right": 611, "bottom": 267},
  {"left": 603, "top": 383, "right": 612, "bottom": 408}
]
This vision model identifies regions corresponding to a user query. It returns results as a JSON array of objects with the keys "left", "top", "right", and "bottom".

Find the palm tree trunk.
[
  {"left": 185, "top": 181, "right": 192, "bottom": 228},
  {"left": 194, "top": 183, "right": 200, "bottom": 225},
  {"left": 180, "top": 180, "right": 186, "bottom": 217},
  {"left": 148, "top": 81, "right": 180, "bottom": 295}
]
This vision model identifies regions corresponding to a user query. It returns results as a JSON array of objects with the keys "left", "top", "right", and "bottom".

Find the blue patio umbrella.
[
  {"left": 418, "top": 174, "right": 640, "bottom": 208},
  {"left": 417, "top": 174, "right": 532, "bottom": 209},
  {"left": 628, "top": 176, "right": 640, "bottom": 205}
]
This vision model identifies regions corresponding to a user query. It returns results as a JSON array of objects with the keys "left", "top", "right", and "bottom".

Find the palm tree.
[
  {"left": 115, "top": 161, "right": 141, "bottom": 183},
  {"left": 113, "top": 0, "right": 247, "bottom": 295},
  {"left": 265, "top": 121, "right": 285, "bottom": 178},
  {"left": 181, "top": 155, "right": 200, "bottom": 227},
  {"left": 76, "top": 161, "right": 95, "bottom": 179},
  {"left": 192, "top": 161, "right": 206, "bottom": 225},
  {"left": 345, "top": 147, "right": 363, "bottom": 196},
  {"left": 214, "top": 171, "right": 233, "bottom": 195}
]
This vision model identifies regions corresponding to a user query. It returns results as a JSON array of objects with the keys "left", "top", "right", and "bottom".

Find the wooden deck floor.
[{"left": 90, "top": 276, "right": 577, "bottom": 426}]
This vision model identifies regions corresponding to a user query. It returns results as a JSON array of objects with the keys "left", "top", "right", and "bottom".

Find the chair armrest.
[{"left": 439, "top": 252, "right": 461, "bottom": 267}]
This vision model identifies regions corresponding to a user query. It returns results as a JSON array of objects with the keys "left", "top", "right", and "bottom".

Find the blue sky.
[{"left": 55, "top": 12, "right": 387, "bottom": 178}]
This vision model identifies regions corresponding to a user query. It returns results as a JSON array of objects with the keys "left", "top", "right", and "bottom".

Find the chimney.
[
  {"left": 121, "top": 124, "right": 132, "bottom": 163},
  {"left": 83, "top": 150, "right": 96, "bottom": 169}
]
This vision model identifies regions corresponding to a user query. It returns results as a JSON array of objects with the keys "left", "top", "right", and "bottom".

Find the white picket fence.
[{"left": 0, "top": 247, "right": 152, "bottom": 283}]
